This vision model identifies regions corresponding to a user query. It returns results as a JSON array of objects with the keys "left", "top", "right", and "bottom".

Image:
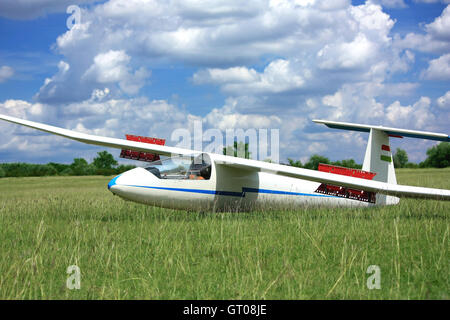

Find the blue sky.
[{"left": 0, "top": 0, "right": 449, "bottom": 165}]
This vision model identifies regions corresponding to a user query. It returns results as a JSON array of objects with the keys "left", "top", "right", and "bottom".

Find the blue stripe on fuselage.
[
  {"left": 242, "top": 187, "right": 335, "bottom": 197},
  {"left": 120, "top": 184, "right": 335, "bottom": 198}
]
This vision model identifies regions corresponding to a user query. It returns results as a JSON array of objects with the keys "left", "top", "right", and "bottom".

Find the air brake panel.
[
  {"left": 120, "top": 134, "right": 165, "bottom": 162},
  {"left": 316, "top": 163, "right": 377, "bottom": 203}
]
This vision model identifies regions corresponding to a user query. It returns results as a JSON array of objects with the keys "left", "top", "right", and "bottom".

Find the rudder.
[{"left": 362, "top": 129, "right": 399, "bottom": 205}]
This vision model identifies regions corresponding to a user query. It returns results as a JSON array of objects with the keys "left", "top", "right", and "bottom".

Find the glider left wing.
[{"left": 0, "top": 114, "right": 197, "bottom": 157}]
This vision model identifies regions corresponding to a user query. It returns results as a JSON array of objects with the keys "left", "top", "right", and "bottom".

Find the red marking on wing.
[
  {"left": 315, "top": 183, "right": 376, "bottom": 203},
  {"left": 120, "top": 135, "right": 165, "bottom": 162},
  {"left": 318, "top": 163, "right": 376, "bottom": 180}
]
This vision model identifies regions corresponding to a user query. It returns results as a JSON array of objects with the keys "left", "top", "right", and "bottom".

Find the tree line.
[
  {"left": 392, "top": 142, "right": 449, "bottom": 168},
  {"left": 0, "top": 142, "right": 448, "bottom": 178},
  {"left": 288, "top": 142, "right": 449, "bottom": 169},
  {"left": 224, "top": 141, "right": 449, "bottom": 170},
  {"left": 0, "top": 151, "right": 135, "bottom": 178}
]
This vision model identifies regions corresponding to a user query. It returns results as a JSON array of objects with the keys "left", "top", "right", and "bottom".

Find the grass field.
[{"left": 0, "top": 168, "right": 448, "bottom": 299}]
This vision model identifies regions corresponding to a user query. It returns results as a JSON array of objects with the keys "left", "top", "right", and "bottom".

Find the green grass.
[{"left": 0, "top": 169, "right": 448, "bottom": 299}]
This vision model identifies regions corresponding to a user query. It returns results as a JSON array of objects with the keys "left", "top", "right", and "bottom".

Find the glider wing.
[
  {"left": 213, "top": 154, "right": 450, "bottom": 201},
  {"left": 0, "top": 114, "right": 196, "bottom": 157}
]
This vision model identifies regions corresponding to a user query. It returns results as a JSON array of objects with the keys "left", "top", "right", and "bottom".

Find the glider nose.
[
  {"left": 107, "top": 168, "right": 149, "bottom": 195},
  {"left": 108, "top": 174, "right": 122, "bottom": 193},
  {"left": 107, "top": 167, "right": 155, "bottom": 200}
]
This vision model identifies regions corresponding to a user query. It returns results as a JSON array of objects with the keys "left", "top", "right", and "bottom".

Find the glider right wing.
[{"left": 213, "top": 154, "right": 450, "bottom": 201}]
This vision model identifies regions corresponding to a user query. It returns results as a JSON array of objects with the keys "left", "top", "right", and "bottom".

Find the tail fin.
[
  {"left": 313, "top": 119, "right": 450, "bottom": 205},
  {"left": 362, "top": 128, "right": 398, "bottom": 205}
]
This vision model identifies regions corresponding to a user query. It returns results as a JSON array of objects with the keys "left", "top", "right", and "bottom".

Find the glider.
[{"left": 0, "top": 114, "right": 449, "bottom": 211}]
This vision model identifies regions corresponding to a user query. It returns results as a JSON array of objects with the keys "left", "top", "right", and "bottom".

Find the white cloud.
[
  {"left": 39, "top": 0, "right": 408, "bottom": 105},
  {"left": 425, "top": 4, "right": 450, "bottom": 40},
  {"left": 386, "top": 96, "right": 435, "bottom": 128},
  {"left": 0, "top": 66, "right": 14, "bottom": 83},
  {"left": 437, "top": 90, "right": 450, "bottom": 108},
  {"left": 0, "top": 96, "right": 193, "bottom": 162},
  {"left": 204, "top": 98, "right": 282, "bottom": 130},
  {"left": 319, "top": 82, "right": 385, "bottom": 122},
  {"left": 396, "top": 5, "right": 450, "bottom": 54},
  {"left": 83, "top": 50, "right": 149, "bottom": 94},
  {"left": 370, "top": 0, "right": 407, "bottom": 8},
  {"left": 317, "top": 33, "right": 378, "bottom": 70},
  {"left": 2, "top": 0, "right": 448, "bottom": 165},
  {"left": 379, "top": 82, "right": 420, "bottom": 97},
  {"left": 193, "top": 66, "right": 259, "bottom": 85},
  {"left": 422, "top": 53, "right": 450, "bottom": 80},
  {"left": 193, "top": 59, "right": 305, "bottom": 94}
]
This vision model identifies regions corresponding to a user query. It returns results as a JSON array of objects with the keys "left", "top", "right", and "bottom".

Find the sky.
[{"left": 0, "top": 0, "right": 449, "bottom": 165}]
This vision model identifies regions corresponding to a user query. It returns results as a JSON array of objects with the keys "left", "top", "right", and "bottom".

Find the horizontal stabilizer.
[{"left": 313, "top": 119, "right": 449, "bottom": 142}]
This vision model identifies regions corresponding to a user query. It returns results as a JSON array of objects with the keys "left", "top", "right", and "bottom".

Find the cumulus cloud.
[
  {"left": 425, "top": 4, "right": 450, "bottom": 41},
  {"left": 29, "top": 0, "right": 420, "bottom": 110},
  {"left": 437, "top": 90, "right": 450, "bottom": 108},
  {"left": 2, "top": 0, "right": 448, "bottom": 164},
  {"left": 422, "top": 53, "right": 450, "bottom": 80},
  {"left": 42, "top": 0, "right": 410, "bottom": 100},
  {"left": 370, "top": 0, "right": 408, "bottom": 8},
  {"left": 0, "top": 96, "right": 193, "bottom": 162},
  {"left": 83, "top": 50, "right": 150, "bottom": 94},
  {"left": 385, "top": 96, "right": 435, "bottom": 128},
  {"left": 319, "top": 82, "right": 385, "bottom": 122},
  {"left": 379, "top": 82, "right": 420, "bottom": 97},
  {"left": 204, "top": 98, "right": 282, "bottom": 130},
  {"left": 32, "top": 0, "right": 410, "bottom": 106},
  {"left": 36, "top": 49, "right": 149, "bottom": 103},
  {"left": 193, "top": 59, "right": 305, "bottom": 94},
  {"left": 0, "top": 66, "right": 14, "bottom": 83},
  {"left": 396, "top": 5, "right": 450, "bottom": 54}
]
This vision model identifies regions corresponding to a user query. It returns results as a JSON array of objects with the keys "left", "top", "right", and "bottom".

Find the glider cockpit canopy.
[{"left": 144, "top": 153, "right": 212, "bottom": 180}]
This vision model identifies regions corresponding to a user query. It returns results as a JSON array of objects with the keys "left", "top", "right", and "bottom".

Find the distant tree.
[
  {"left": 405, "top": 162, "right": 419, "bottom": 169},
  {"left": 70, "top": 158, "right": 95, "bottom": 176},
  {"left": 93, "top": 151, "right": 118, "bottom": 169},
  {"left": 33, "top": 164, "right": 57, "bottom": 176},
  {"left": 331, "top": 159, "right": 362, "bottom": 169},
  {"left": 393, "top": 148, "right": 408, "bottom": 168},
  {"left": 0, "top": 163, "right": 58, "bottom": 177},
  {"left": 60, "top": 167, "right": 74, "bottom": 176},
  {"left": 422, "top": 142, "right": 450, "bottom": 168},
  {"left": 287, "top": 158, "right": 302, "bottom": 168},
  {"left": 223, "top": 141, "right": 251, "bottom": 159},
  {"left": 48, "top": 162, "right": 70, "bottom": 174},
  {"left": 304, "top": 155, "right": 330, "bottom": 170},
  {"left": 0, "top": 166, "right": 5, "bottom": 178}
]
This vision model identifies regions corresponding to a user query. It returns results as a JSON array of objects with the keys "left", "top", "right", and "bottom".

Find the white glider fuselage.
[
  {"left": 1, "top": 113, "right": 449, "bottom": 211},
  {"left": 108, "top": 153, "right": 375, "bottom": 211}
]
